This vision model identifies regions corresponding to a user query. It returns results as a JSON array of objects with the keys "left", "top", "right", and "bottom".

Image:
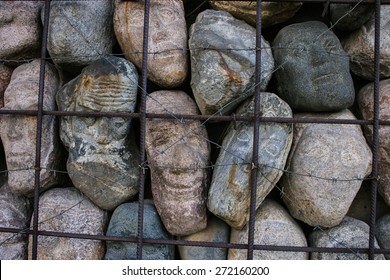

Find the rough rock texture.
[
  {"left": 114, "top": 0, "right": 188, "bottom": 88},
  {"left": 358, "top": 79, "right": 390, "bottom": 206},
  {"left": 342, "top": 6, "right": 390, "bottom": 80},
  {"left": 0, "top": 183, "right": 31, "bottom": 260},
  {"left": 376, "top": 214, "right": 390, "bottom": 259},
  {"left": 309, "top": 216, "right": 385, "bottom": 260},
  {"left": 0, "top": 65, "right": 13, "bottom": 108},
  {"left": 56, "top": 56, "right": 139, "bottom": 211},
  {"left": 28, "top": 187, "right": 108, "bottom": 260},
  {"left": 208, "top": 92, "right": 293, "bottom": 229},
  {"left": 178, "top": 215, "right": 229, "bottom": 260},
  {"left": 0, "top": 60, "right": 62, "bottom": 196},
  {"left": 145, "top": 90, "right": 210, "bottom": 236},
  {"left": 189, "top": 9, "right": 274, "bottom": 115},
  {"left": 229, "top": 199, "right": 308, "bottom": 260},
  {"left": 330, "top": 4, "right": 374, "bottom": 31},
  {"left": 209, "top": 1, "right": 302, "bottom": 28},
  {"left": 282, "top": 110, "right": 372, "bottom": 228},
  {"left": 273, "top": 21, "right": 354, "bottom": 112},
  {"left": 0, "top": 1, "right": 43, "bottom": 64},
  {"left": 105, "top": 201, "right": 175, "bottom": 260},
  {"left": 46, "top": 0, "right": 115, "bottom": 73}
]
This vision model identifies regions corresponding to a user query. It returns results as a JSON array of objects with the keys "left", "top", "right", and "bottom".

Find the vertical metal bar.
[
  {"left": 136, "top": 0, "right": 151, "bottom": 260},
  {"left": 31, "top": 0, "right": 51, "bottom": 260},
  {"left": 369, "top": 0, "right": 381, "bottom": 260},
  {"left": 247, "top": 0, "right": 262, "bottom": 260}
]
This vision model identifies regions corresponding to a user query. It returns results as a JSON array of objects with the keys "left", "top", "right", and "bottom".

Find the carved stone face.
[{"left": 0, "top": 60, "right": 61, "bottom": 196}]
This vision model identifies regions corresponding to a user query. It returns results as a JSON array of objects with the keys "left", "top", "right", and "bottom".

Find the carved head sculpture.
[{"left": 0, "top": 60, "right": 61, "bottom": 196}]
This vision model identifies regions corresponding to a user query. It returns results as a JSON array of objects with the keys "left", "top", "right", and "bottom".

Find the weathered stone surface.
[
  {"left": 342, "top": 6, "right": 390, "bottom": 80},
  {"left": 145, "top": 90, "right": 210, "bottom": 236},
  {"left": 330, "top": 4, "right": 374, "bottom": 31},
  {"left": 56, "top": 56, "right": 139, "bottom": 211},
  {"left": 376, "top": 214, "right": 390, "bottom": 259},
  {"left": 272, "top": 21, "right": 354, "bottom": 112},
  {"left": 105, "top": 200, "right": 175, "bottom": 260},
  {"left": 309, "top": 216, "right": 385, "bottom": 260},
  {"left": 178, "top": 215, "right": 229, "bottom": 260},
  {"left": 114, "top": 0, "right": 188, "bottom": 88},
  {"left": 208, "top": 92, "right": 293, "bottom": 229},
  {"left": 282, "top": 110, "right": 372, "bottom": 228},
  {"left": 0, "top": 183, "right": 31, "bottom": 260},
  {"left": 46, "top": 0, "right": 115, "bottom": 73},
  {"left": 0, "top": 65, "right": 13, "bottom": 108},
  {"left": 0, "top": 60, "right": 62, "bottom": 196},
  {"left": 209, "top": 1, "right": 302, "bottom": 28},
  {"left": 28, "top": 187, "right": 107, "bottom": 260},
  {"left": 229, "top": 199, "right": 308, "bottom": 260},
  {"left": 189, "top": 9, "right": 274, "bottom": 115},
  {"left": 358, "top": 79, "right": 390, "bottom": 206},
  {"left": 0, "top": 1, "right": 43, "bottom": 64}
]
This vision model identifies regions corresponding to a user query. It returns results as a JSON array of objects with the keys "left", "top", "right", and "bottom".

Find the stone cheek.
[
  {"left": 145, "top": 90, "right": 210, "bottom": 236},
  {"left": 189, "top": 9, "right": 274, "bottom": 115},
  {"left": 207, "top": 92, "right": 293, "bottom": 229},
  {"left": 282, "top": 110, "right": 372, "bottom": 228},
  {"left": 113, "top": 0, "right": 188, "bottom": 88}
]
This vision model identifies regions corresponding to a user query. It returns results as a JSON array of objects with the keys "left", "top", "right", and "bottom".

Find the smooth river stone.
[
  {"left": 178, "top": 215, "right": 229, "bottom": 260},
  {"left": 45, "top": 0, "right": 115, "bottom": 73},
  {"left": 114, "top": 0, "right": 188, "bottom": 88},
  {"left": 0, "top": 183, "right": 31, "bottom": 260},
  {"left": 28, "top": 187, "right": 108, "bottom": 260},
  {"left": 0, "top": 65, "right": 13, "bottom": 108},
  {"left": 309, "top": 216, "right": 385, "bottom": 260},
  {"left": 0, "top": 60, "right": 62, "bottom": 196},
  {"left": 281, "top": 110, "right": 372, "bottom": 228},
  {"left": 0, "top": 1, "right": 43, "bottom": 64},
  {"left": 56, "top": 56, "right": 139, "bottom": 211},
  {"left": 207, "top": 92, "right": 293, "bottom": 229},
  {"left": 272, "top": 21, "right": 354, "bottom": 112},
  {"left": 330, "top": 4, "right": 374, "bottom": 31},
  {"left": 145, "top": 90, "right": 210, "bottom": 236},
  {"left": 376, "top": 214, "right": 390, "bottom": 259},
  {"left": 342, "top": 6, "right": 390, "bottom": 80},
  {"left": 229, "top": 199, "right": 308, "bottom": 260},
  {"left": 189, "top": 9, "right": 274, "bottom": 115},
  {"left": 105, "top": 200, "right": 175, "bottom": 260},
  {"left": 209, "top": 1, "right": 303, "bottom": 28},
  {"left": 358, "top": 78, "right": 390, "bottom": 206}
]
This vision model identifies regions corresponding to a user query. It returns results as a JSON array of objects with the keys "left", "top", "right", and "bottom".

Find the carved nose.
[{"left": 95, "top": 118, "right": 112, "bottom": 144}]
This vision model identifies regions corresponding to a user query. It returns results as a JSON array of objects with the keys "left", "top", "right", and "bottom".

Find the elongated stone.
[
  {"left": 309, "top": 216, "right": 385, "bottom": 260},
  {"left": 28, "top": 187, "right": 108, "bottom": 260},
  {"left": 189, "top": 9, "right": 274, "bottom": 115},
  {"left": 0, "top": 183, "right": 31, "bottom": 260},
  {"left": 207, "top": 92, "right": 293, "bottom": 229},
  {"left": 281, "top": 110, "right": 372, "bottom": 228},
  {"left": 229, "top": 199, "right": 308, "bottom": 260},
  {"left": 114, "top": 0, "right": 188, "bottom": 88},
  {"left": 57, "top": 56, "right": 139, "bottom": 211},
  {"left": 376, "top": 214, "right": 390, "bottom": 259},
  {"left": 0, "top": 60, "right": 62, "bottom": 196},
  {"left": 46, "top": 0, "right": 115, "bottom": 73},
  {"left": 145, "top": 90, "right": 210, "bottom": 236},
  {"left": 105, "top": 201, "right": 175, "bottom": 260}
]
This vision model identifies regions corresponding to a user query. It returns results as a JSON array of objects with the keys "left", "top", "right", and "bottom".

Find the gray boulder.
[
  {"left": 330, "top": 4, "right": 374, "bottom": 31},
  {"left": 376, "top": 214, "right": 390, "bottom": 259}
]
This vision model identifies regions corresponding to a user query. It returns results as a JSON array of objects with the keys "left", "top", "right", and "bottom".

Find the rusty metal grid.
[{"left": 0, "top": 0, "right": 390, "bottom": 260}]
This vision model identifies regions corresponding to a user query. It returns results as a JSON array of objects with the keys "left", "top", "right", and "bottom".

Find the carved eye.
[
  {"left": 83, "top": 117, "right": 96, "bottom": 127},
  {"left": 322, "top": 38, "right": 338, "bottom": 54},
  {"left": 128, "top": 9, "right": 144, "bottom": 27},
  {"left": 158, "top": 7, "right": 177, "bottom": 24}
]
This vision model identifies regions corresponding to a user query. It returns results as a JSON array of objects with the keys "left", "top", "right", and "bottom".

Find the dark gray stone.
[
  {"left": 178, "top": 215, "right": 229, "bottom": 260},
  {"left": 330, "top": 4, "right": 374, "bottom": 31},
  {"left": 0, "top": 183, "right": 31, "bottom": 260},
  {"left": 189, "top": 9, "right": 274, "bottom": 115},
  {"left": 207, "top": 92, "right": 293, "bottom": 229},
  {"left": 273, "top": 21, "right": 354, "bottom": 112},
  {"left": 28, "top": 187, "right": 108, "bottom": 260},
  {"left": 57, "top": 56, "right": 139, "bottom": 211},
  {"left": 376, "top": 214, "right": 390, "bottom": 260},
  {"left": 229, "top": 199, "right": 308, "bottom": 260},
  {"left": 309, "top": 216, "right": 385, "bottom": 260},
  {"left": 105, "top": 201, "right": 175, "bottom": 260},
  {"left": 46, "top": 0, "right": 115, "bottom": 73}
]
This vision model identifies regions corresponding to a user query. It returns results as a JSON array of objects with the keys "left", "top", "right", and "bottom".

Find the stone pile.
[{"left": 0, "top": 1, "right": 389, "bottom": 260}]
